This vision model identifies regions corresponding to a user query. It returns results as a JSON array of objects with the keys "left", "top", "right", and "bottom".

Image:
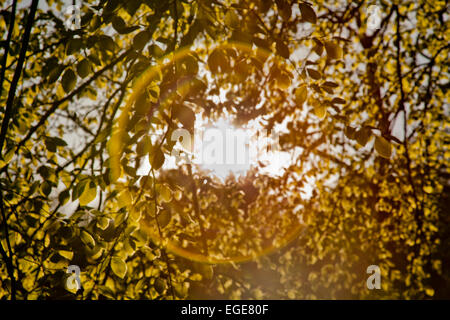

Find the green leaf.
[
  {"left": 112, "top": 16, "right": 126, "bottom": 33},
  {"left": 76, "top": 59, "right": 92, "bottom": 78},
  {"left": 58, "top": 189, "right": 71, "bottom": 206},
  {"left": 61, "top": 68, "right": 77, "bottom": 93},
  {"left": 374, "top": 135, "right": 392, "bottom": 158},
  {"left": 40, "top": 181, "right": 52, "bottom": 197},
  {"left": 299, "top": 3, "right": 317, "bottom": 24},
  {"left": 48, "top": 64, "right": 64, "bottom": 83},
  {"left": 50, "top": 136, "right": 68, "bottom": 147},
  {"left": 98, "top": 35, "right": 116, "bottom": 52},
  {"left": 79, "top": 181, "right": 97, "bottom": 206},
  {"left": 66, "top": 38, "right": 83, "bottom": 55},
  {"left": 111, "top": 257, "right": 127, "bottom": 279},
  {"left": 81, "top": 230, "right": 95, "bottom": 248}
]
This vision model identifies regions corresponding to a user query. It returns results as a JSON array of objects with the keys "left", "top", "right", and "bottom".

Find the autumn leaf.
[{"left": 111, "top": 257, "right": 127, "bottom": 279}]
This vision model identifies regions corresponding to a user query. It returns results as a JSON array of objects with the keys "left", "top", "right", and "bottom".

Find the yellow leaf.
[
  {"left": 313, "top": 104, "right": 327, "bottom": 119},
  {"left": 374, "top": 136, "right": 392, "bottom": 158},
  {"left": 118, "top": 190, "right": 132, "bottom": 208},
  {"left": 425, "top": 287, "right": 434, "bottom": 297},
  {"left": 80, "top": 230, "right": 95, "bottom": 248},
  {"left": 324, "top": 41, "right": 342, "bottom": 60},
  {"left": 79, "top": 181, "right": 97, "bottom": 206},
  {"left": 295, "top": 85, "right": 308, "bottom": 105},
  {"left": 111, "top": 257, "right": 127, "bottom": 279},
  {"left": 356, "top": 127, "right": 371, "bottom": 147},
  {"left": 97, "top": 217, "right": 110, "bottom": 230},
  {"left": 59, "top": 250, "right": 73, "bottom": 260}
]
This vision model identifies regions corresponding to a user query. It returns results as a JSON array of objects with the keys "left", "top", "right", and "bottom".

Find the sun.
[{"left": 188, "top": 116, "right": 292, "bottom": 180}]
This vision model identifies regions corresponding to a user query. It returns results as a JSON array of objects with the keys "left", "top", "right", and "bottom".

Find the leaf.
[
  {"left": 98, "top": 35, "right": 116, "bottom": 52},
  {"left": 374, "top": 135, "right": 392, "bottom": 158},
  {"left": 278, "top": 1, "right": 292, "bottom": 21},
  {"left": 307, "top": 68, "right": 321, "bottom": 80},
  {"left": 173, "top": 104, "right": 195, "bottom": 129},
  {"left": 154, "top": 278, "right": 166, "bottom": 294},
  {"left": 44, "top": 137, "right": 66, "bottom": 152},
  {"left": 118, "top": 190, "right": 132, "bottom": 208},
  {"left": 112, "top": 16, "right": 126, "bottom": 33},
  {"left": 344, "top": 126, "right": 356, "bottom": 140},
  {"left": 295, "top": 85, "right": 308, "bottom": 105},
  {"left": 61, "top": 68, "right": 77, "bottom": 93},
  {"left": 133, "top": 30, "right": 151, "bottom": 51},
  {"left": 148, "top": 44, "right": 165, "bottom": 58},
  {"left": 50, "top": 136, "right": 68, "bottom": 147},
  {"left": 136, "top": 136, "right": 151, "bottom": 156},
  {"left": 98, "top": 285, "right": 115, "bottom": 299},
  {"left": 174, "top": 189, "right": 183, "bottom": 201},
  {"left": 312, "top": 39, "right": 323, "bottom": 56},
  {"left": 81, "top": 230, "right": 95, "bottom": 248},
  {"left": 149, "top": 147, "right": 165, "bottom": 170},
  {"left": 58, "top": 189, "right": 71, "bottom": 206},
  {"left": 224, "top": 10, "right": 239, "bottom": 28},
  {"left": 325, "top": 41, "right": 342, "bottom": 60},
  {"left": 66, "top": 38, "right": 83, "bottom": 55},
  {"left": 331, "top": 97, "right": 346, "bottom": 104},
  {"left": 79, "top": 181, "right": 97, "bottom": 206},
  {"left": 47, "top": 64, "right": 64, "bottom": 83},
  {"left": 276, "top": 40, "right": 290, "bottom": 59},
  {"left": 159, "top": 184, "right": 172, "bottom": 203},
  {"left": 111, "top": 257, "right": 127, "bottom": 279},
  {"left": 356, "top": 127, "right": 371, "bottom": 147},
  {"left": 58, "top": 250, "right": 73, "bottom": 260},
  {"left": 97, "top": 217, "right": 110, "bottom": 230},
  {"left": 313, "top": 104, "right": 327, "bottom": 119},
  {"left": 76, "top": 59, "right": 92, "bottom": 78},
  {"left": 276, "top": 71, "right": 291, "bottom": 89},
  {"left": 322, "top": 81, "right": 339, "bottom": 88},
  {"left": 157, "top": 210, "right": 172, "bottom": 228},
  {"left": 208, "top": 49, "right": 228, "bottom": 73},
  {"left": 40, "top": 181, "right": 52, "bottom": 197},
  {"left": 299, "top": 3, "right": 317, "bottom": 24}
]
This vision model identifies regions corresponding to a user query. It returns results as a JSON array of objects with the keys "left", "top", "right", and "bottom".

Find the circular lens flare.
[{"left": 110, "top": 42, "right": 305, "bottom": 264}]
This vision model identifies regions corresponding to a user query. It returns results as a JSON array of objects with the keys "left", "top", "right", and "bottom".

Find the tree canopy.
[{"left": 0, "top": 0, "right": 448, "bottom": 299}]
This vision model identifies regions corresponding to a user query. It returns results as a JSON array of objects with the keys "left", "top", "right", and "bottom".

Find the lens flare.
[{"left": 110, "top": 42, "right": 305, "bottom": 264}]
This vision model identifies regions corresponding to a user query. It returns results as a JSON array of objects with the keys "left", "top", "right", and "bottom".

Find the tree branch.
[{"left": 0, "top": 0, "right": 39, "bottom": 155}]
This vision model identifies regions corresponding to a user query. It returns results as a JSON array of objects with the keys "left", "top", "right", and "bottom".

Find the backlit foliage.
[{"left": 0, "top": 0, "right": 448, "bottom": 299}]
